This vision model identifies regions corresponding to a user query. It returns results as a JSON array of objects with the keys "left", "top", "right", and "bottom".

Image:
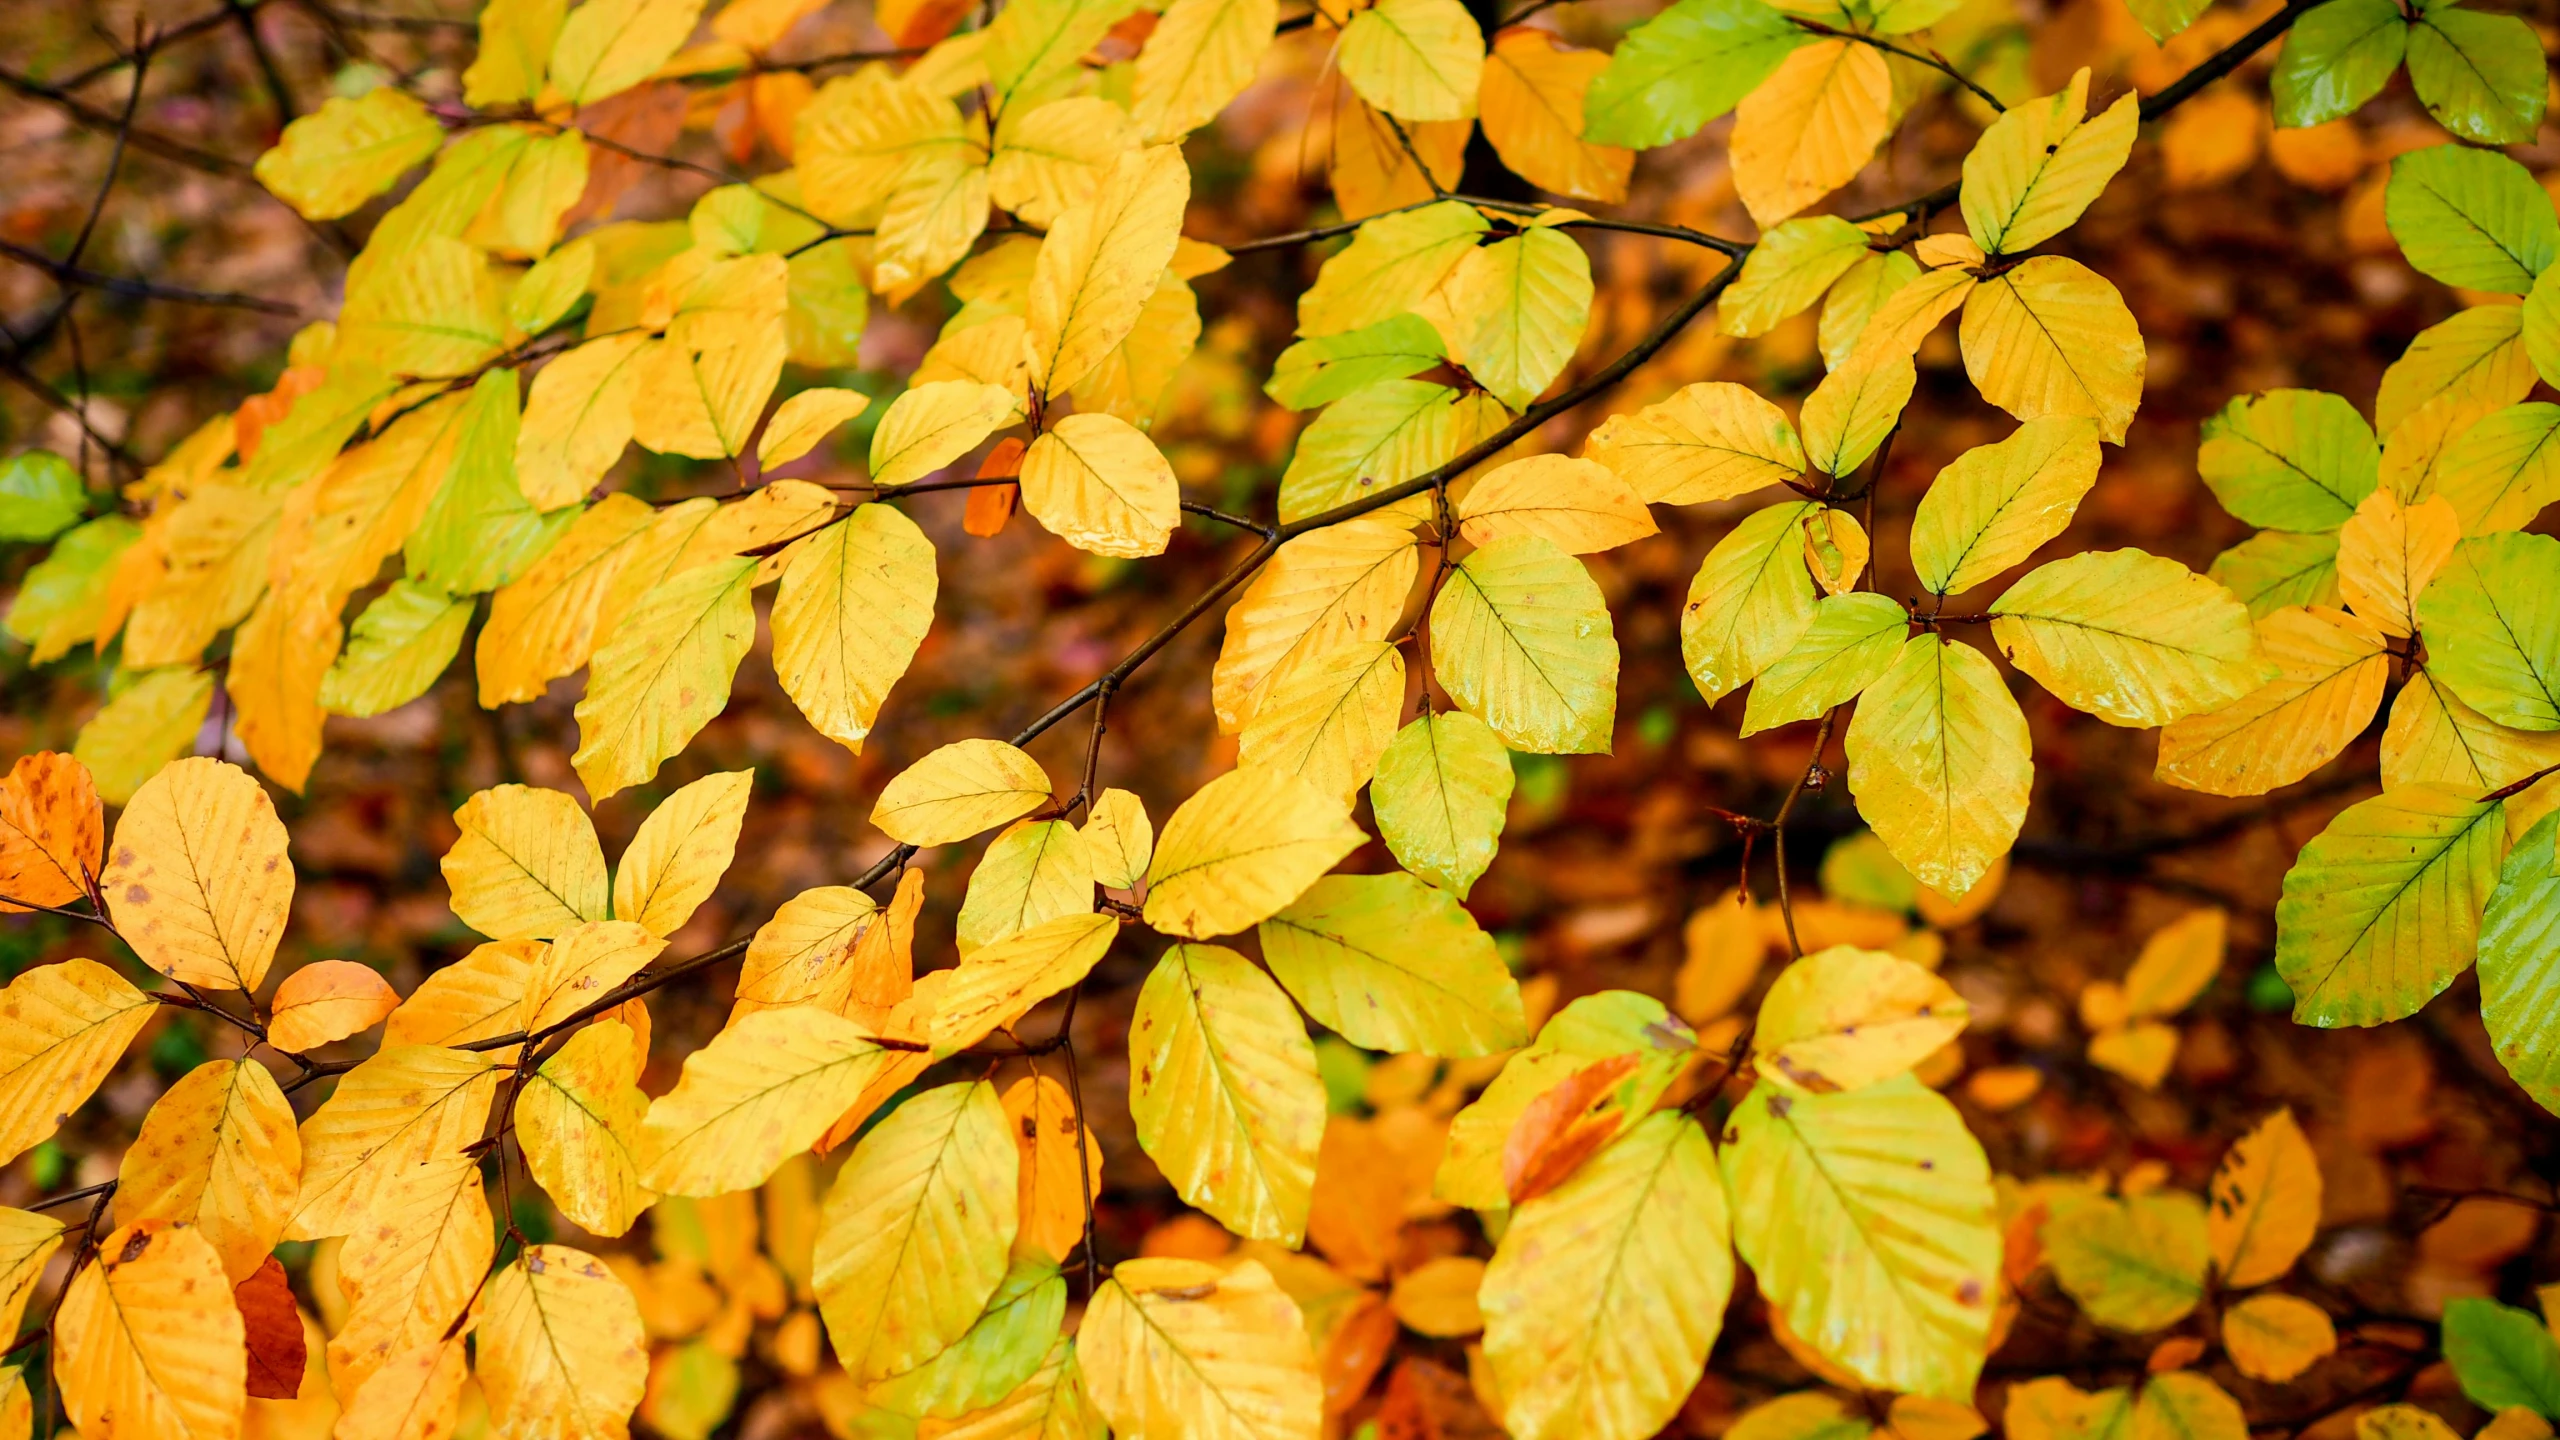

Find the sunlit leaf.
[{"left": 1128, "top": 943, "right": 1326, "bottom": 1243}]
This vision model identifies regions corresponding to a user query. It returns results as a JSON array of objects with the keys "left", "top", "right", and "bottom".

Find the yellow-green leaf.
[
  {"left": 2275, "top": 782, "right": 2505, "bottom": 1027},
  {"left": 1960, "top": 69, "right": 2138, "bottom": 256},
  {"left": 1432, "top": 534, "right": 1619, "bottom": 754},
  {"left": 774, "top": 503, "right": 939, "bottom": 755},
  {"left": 1235, "top": 640, "right": 1407, "bottom": 803},
  {"left": 1258, "top": 871, "right": 1527, "bottom": 1056},
  {"left": 572, "top": 555, "right": 758, "bottom": 798},
  {"left": 928, "top": 912, "right": 1118, "bottom": 1057},
  {"left": 1843, "top": 635, "right": 2031, "bottom": 900},
  {"left": 1753, "top": 946, "right": 1968, "bottom": 1093},
  {"left": 1371, "top": 709, "right": 1514, "bottom": 899},
  {"left": 1340, "top": 0, "right": 1483, "bottom": 121},
  {"left": 1440, "top": 228, "right": 1592, "bottom": 411},
  {"left": 1683, "top": 501, "right": 1821, "bottom": 703},
  {"left": 2044, "top": 1191, "right": 2210, "bottom": 1332},
  {"left": 955, "top": 823, "right": 1097, "bottom": 956},
  {"left": 1987, "top": 549, "right": 2269, "bottom": 727},
  {"left": 1127, "top": 943, "right": 1326, "bottom": 1243},
  {"left": 254, "top": 87, "right": 445, "bottom": 221},
  {"left": 874, "top": 739, "right": 1055, "bottom": 846},
  {"left": 637, "top": 1005, "right": 894, "bottom": 1195},
  {"left": 1020, "top": 412, "right": 1180, "bottom": 558},
  {"left": 1910, "top": 418, "right": 2103, "bottom": 595},
  {"left": 1295, "top": 201, "right": 1487, "bottom": 338},
  {"left": 1584, "top": 381, "right": 1804, "bottom": 506},
  {"left": 521, "top": 1019, "right": 655, "bottom": 1237},
  {"left": 1143, "top": 766, "right": 1364, "bottom": 938},
  {"left": 1027, "top": 146, "right": 1191, "bottom": 397}
]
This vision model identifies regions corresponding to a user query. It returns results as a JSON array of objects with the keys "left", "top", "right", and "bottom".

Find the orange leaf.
[
  {"left": 235, "top": 1255, "right": 308, "bottom": 1400},
  {"left": 1002, "top": 1072, "right": 1103, "bottom": 1264},
  {"left": 0, "top": 752, "right": 101, "bottom": 913},
  {"left": 1321, "top": 1292, "right": 1401, "bottom": 1417},
  {"left": 267, "top": 960, "right": 401, "bottom": 1052},
  {"left": 1500, "top": 1052, "right": 1639, "bottom": 1204}
]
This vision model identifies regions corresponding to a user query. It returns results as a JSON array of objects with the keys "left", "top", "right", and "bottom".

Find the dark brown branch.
[
  {"left": 224, "top": 0, "right": 300, "bottom": 122},
  {"left": 0, "top": 240, "right": 304, "bottom": 315},
  {"left": 1794, "top": 17, "right": 2005, "bottom": 113}
]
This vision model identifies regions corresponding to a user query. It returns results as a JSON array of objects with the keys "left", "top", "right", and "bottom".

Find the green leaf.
[
  {"left": 1960, "top": 71, "right": 2140, "bottom": 256},
  {"left": 1437, "top": 991, "right": 1695, "bottom": 1209},
  {"left": 2442, "top": 1297, "right": 2560, "bottom": 1417},
  {"left": 2477, "top": 808, "right": 2560, "bottom": 1118},
  {"left": 1432, "top": 535, "right": 1619, "bottom": 754},
  {"left": 1480, "top": 1114, "right": 1733, "bottom": 1440},
  {"left": 1277, "top": 380, "right": 1505, "bottom": 523},
  {"left": 2531, "top": 265, "right": 2560, "bottom": 391},
  {"left": 1718, "top": 217, "right": 1872, "bottom": 339},
  {"left": 1371, "top": 710, "right": 1514, "bottom": 899},
  {"left": 2436, "top": 402, "right": 2560, "bottom": 535},
  {"left": 1258, "top": 871, "right": 1528, "bottom": 1057},
  {"left": 2275, "top": 783, "right": 2506, "bottom": 1027},
  {"left": 1988, "top": 550, "right": 2269, "bottom": 727},
  {"left": 2385, "top": 145, "right": 2559, "bottom": 297},
  {"left": 1844, "top": 635, "right": 2031, "bottom": 900},
  {"left": 1741, "top": 592, "right": 1907, "bottom": 736},
  {"left": 2418, "top": 533, "right": 2560, "bottom": 731},
  {"left": 1127, "top": 943, "right": 1326, "bottom": 1244},
  {"left": 0, "top": 451, "right": 87, "bottom": 542},
  {"left": 2404, "top": 3, "right": 2546, "bottom": 146},
  {"left": 407, "top": 370, "right": 580, "bottom": 596},
  {"left": 2042, "top": 1192, "right": 2210, "bottom": 1332},
  {"left": 1801, "top": 351, "right": 1916, "bottom": 478},
  {"left": 1266, "top": 315, "right": 1447, "bottom": 410},
  {"left": 2197, "top": 389, "right": 2379, "bottom": 530},
  {"left": 321, "top": 581, "right": 475, "bottom": 718},
  {"left": 74, "top": 668, "right": 215, "bottom": 806},
  {"left": 867, "top": 1258, "right": 1066, "bottom": 1420},
  {"left": 2206, "top": 530, "right": 2342, "bottom": 618},
  {"left": 1722, "top": 1076, "right": 2000, "bottom": 1400},
  {"left": 6, "top": 515, "right": 137, "bottom": 664},
  {"left": 2271, "top": 0, "right": 2408, "bottom": 128},
  {"left": 1582, "top": 0, "right": 1809, "bottom": 149},
  {"left": 1910, "top": 417, "right": 2103, "bottom": 595},
  {"left": 2124, "top": 0, "right": 2209, "bottom": 40}
]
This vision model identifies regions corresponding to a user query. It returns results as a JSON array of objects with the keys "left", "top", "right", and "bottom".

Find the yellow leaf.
[
  {"left": 523, "top": 1020, "right": 657, "bottom": 1237},
  {"left": 1583, "top": 381, "right": 1804, "bottom": 505},
  {"left": 327, "top": 1158, "right": 491, "bottom": 1398},
  {"left": 873, "top": 159, "right": 996, "bottom": 294},
  {"left": 1754, "top": 946, "right": 1969, "bottom": 1093},
  {"left": 1960, "top": 70, "right": 2139, "bottom": 255},
  {"left": 1143, "top": 768, "right": 1365, "bottom": 939},
  {"left": 1677, "top": 892, "right": 1768, "bottom": 1025},
  {"left": 1800, "top": 507, "right": 1870, "bottom": 595},
  {"left": 55, "top": 1221, "right": 246, "bottom": 1440},
  {"left": 286, "top": 1044, "right": 497, "bottom": 1242},
  {"left": 1909, "top": 418, "right": 2104, "bottom": 596},
  {"left": 1080, "top": 1256, "right": 1321, "bottom": 1440},
  {"left": 102, "top": 756, "right": 292, "bottom": 992},
  {"left": 1802, "top": 350, "right": 1917, "bottom": 477},
  {"left": 1258, "top": 871, "right": 1527, "bottom": 1056},
  {"left": 2207, "top": 1106, "right": 2322, "bottom": 1288},
  {"left": 1235, "top": 640, "right": 1407, "bottom": 803},
  {"left": 2044, "top": 1191, "right": 2208, "bottom": 1331},
  {"left": 468, "top": 0, "right": 565, "bottom": 105},
  {"left": 1821, "top": 250, "right": 1923, "bottom": 367},
  {"left": 1987, "top": 550, "right": 2270, "bottom": 727},
  {"left": 1390, "top": 1255, "right": 1487, "bottom": 1338},
  {"left": 1719, "top": 217, "right": 1871, "bottom": 339},
  {"left": 773, "top": 503, "right": 938, "bottom": 755},
  {"left": 1340, "top": 0, "right": 1484, "bottom": 121},
  {"left": 612, "top": 769, "right": 750, "bottom": 936},
  {"left": 1960, "top": 256, "right": 2146, "bottom": 445},
  {"left": 931, "top": 912, "right": 1119, "bottom": 1057},
  {"left": 871, "top": 380, "right": 1020, "bottom": 488},
  {"left": 2359, "top": 1409, "right": 2464, "bottom": 1440},
  {"left": 2135, "top": 1374, "right": 2247, "bottom": 1440},
  {"left": 991, "top": 97, "right": 1139, "bottom": 229},
  {"left": 442, "top": 784, "right": 610, "bottom": 940},
  {"left": 467, "top": 128, "right": 590, "bottom": 259},
  {"left": 1130, "top": 0, "right": 1277, "bottom": 141},
  {"left": 337, "top": 237, "right": 507, "bottom": 378},
  {"left": 873, "top": 738, "right": 1055, "bottom": 846},
  {"left": 637, "top": 1006, "right": 894, "bottom": 1196},
  {"left": 477, "top": 493, "right": 659, "bottom": 705},
  {"left": 1276, "top": 379, "right": 1505, "bottom": 524},
  {"left": 2086, "top": 1021, "right": 2179, "bottom": 1089},
  {"left": 1846, "top": 263, "right": 1976, "bottom": 369},
  {"left": 1328, "top": 91, "right": 1470, "bottom": 222},
  {"left": 1439, "top": 227, "right": 1591, "bottom": 411},
  {"left": 1722, "top": 1078, "right": 2001, "bottom": 1399},
  {"left": 0, "top": 956, "right": 153, "bottom": 1166},
  {"left": 1027, "top": 146, "right": 1191, "bottom": 398},
  {"left": 549, "top": 0, "right": 708, "bottom": 105},
  {"left": 113, "top": 1058, "right": 300, "bottom": 1283},
  {"left": 226, "top": 582, "right": 339, "bottom": 795},
  {"left": 2375, "top": 305, "right": 2535, "bottom": 438},
  {"left": 1295, "top": 201, "right": 1486, "bottom": 338},
  {"left": 915, "top": 1336, "right": 1108, "bottom": 1439},
  {"left": 815, "top": 1081, "right": 1018, "bottom": 1380},
  {"left": 957, "top": 822, "right": 1098, "bottom": 957},
  {"left": 1843, "top": 636, "right": 2031, "bottom": 900},
  {"left": 1070, "top": 271, "right": 1202, "bottom": 424},
  {"left": 2155, "top": 606, "right": 2387, "bottom": 796},
  {"left": 1731, "top": 40, "right": 1892, "bottom": 226},
  {"left": 253, "top": 87, "right": 444, "bottom": 221},
  {"left": 1002, "top": 1075, "right": 1103, "bottom": 1267},
  {"left": 571, "top": 555, "right": 758, "bottom": 798},
  {"left": 1211, "top": 517, "right": 1418, "bottom": 733},
  {"left": 797, "top": 69, "right": 973, "bottom": 225},
  {"left": 760, "top": 388, "right": 874, "bottom": 468},
  {"left": 2337, "top": 488, "right": 2461, "bottom": 637},
  {"left": 1129, "top": 943, "right": 1326, "bottom": 1241},
  {"left": 733, "top": 885, "right": 899, "bottom": 1022},
  {"left": 1478, "top": 29, "right": 1631, "bottom": 203},
  {"left": 479, "top": 1245, "right": 651, "bottom": 1436},
  {"left": 383, "top": 938, "right": 544, "bottom": 1053},
  {"left": 0, "top": 1209, "right": 65, "bottom": 1340},
  {"left": 334, "top": 1337, "right": 471, "bottom": 1440},
  {"left": 2223, "top": 1294, "right": 2337, "bottom": 1384},
  {"left": 1020, "top": 413, "right": 1180, "bottom": 557},
  {"left": 1681, "top": 501, "right": 1821, "bottom": 703},
  {"left": 516, "top": 333, "right": 652, "bottom": 509},
  {"left": 1481, "top": 1114, "right": 1731, "bottom": 1440},
  {"left": 632, "top": 304, "right": 792, "bottom": 463},
  {"left": 1912, "top": 234, "right": 1984, "bottom": 270},
  {"left": 1372, "top": 709, "right": 1513, "bottom": 899},
  {"left": 1457, "top": 455, "right": 1657, "bottom": 554},
  {"left": 1083, "top": 789, "right": 1154, "bottom": 891},
  {"left": 2382, "top": 669, "right": 2560, "bottom": 790},
  {"left": 1432, "top": 534, "right": 1619, "bottom": 753},
  {"left": 2123, "top": 907, "right": 2225, "bottom": 1019}
]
